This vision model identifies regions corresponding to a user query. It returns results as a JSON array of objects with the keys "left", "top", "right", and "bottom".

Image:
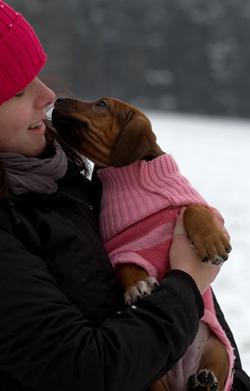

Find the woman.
[{"left": 0, "top": 1, "right": 249, "bottom": 390}]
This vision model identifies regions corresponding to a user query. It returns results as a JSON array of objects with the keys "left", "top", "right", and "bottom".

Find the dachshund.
[{"left": 52, "top": 97, "right": 233, "bottom": 391}]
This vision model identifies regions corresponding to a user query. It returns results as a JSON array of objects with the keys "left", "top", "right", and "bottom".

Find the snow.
[{"left": 148, "top": 111, "right": 250, "bottom": 374}]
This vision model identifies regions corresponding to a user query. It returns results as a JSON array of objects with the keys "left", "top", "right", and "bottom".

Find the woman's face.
[{"left": 0, "top": 77, "right": 55, "bottom": 156}]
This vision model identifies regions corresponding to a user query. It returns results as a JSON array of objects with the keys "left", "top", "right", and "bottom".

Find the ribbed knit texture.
[
  {"left": 0, "top": 1, "right": 47, "bottom": 104},
  {"left": 98, "top": 154, "right": 207, "bottom": 242}
]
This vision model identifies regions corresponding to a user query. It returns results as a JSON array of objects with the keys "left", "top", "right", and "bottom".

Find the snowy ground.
[{"left": 148, "top": 111, "right": 250, "bottom": 374}]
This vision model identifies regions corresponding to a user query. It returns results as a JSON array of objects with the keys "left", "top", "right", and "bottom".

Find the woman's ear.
[{"left": 110, "top": 116, "right": 157, "bottom": 167}]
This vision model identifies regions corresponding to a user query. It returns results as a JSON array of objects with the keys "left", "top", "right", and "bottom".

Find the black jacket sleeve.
[{"left": 0, "top": 226, "right": 204, "bottom": 391}]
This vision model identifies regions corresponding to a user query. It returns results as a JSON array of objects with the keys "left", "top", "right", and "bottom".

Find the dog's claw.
[
  {"left": 124, "top": 277, "right": 159, "bottom": 305},
  {"left": 211, "top": 255, "right": 227, "bottom": 265},
  {"left": 186, "top": 369, "right": 218, "bottom": 390},
  {"left": 202, "top": 255, "right": 227, "bottom": 266},
  {"left": 202, "top": 256, "right": 209, "bottom": 264}
]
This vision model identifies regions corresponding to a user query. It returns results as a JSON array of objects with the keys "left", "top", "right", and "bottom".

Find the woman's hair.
[{"left": 0, "top": 122, "right": 89, "bottom": 198}]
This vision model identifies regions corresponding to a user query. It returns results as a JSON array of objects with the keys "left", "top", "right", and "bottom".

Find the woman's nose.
[{"left": 34, "top": 79, "right": 56, "bottom": 109}]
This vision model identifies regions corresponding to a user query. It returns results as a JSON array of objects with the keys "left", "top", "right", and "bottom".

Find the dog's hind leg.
[{"left": 186, "top": 334, "right": 229, "bottom": 391}]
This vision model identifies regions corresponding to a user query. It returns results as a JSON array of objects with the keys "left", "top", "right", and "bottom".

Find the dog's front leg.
[
  {"left": 116, "top": 263, "right": 159, "bottom": 305},
  {"left": 183, "top": 205, "right": 231, "bottom": 264}
]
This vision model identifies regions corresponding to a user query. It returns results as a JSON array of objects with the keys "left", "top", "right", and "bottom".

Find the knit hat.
[{"left": 0, "top": 1, "right": 47, "bottom": 104}]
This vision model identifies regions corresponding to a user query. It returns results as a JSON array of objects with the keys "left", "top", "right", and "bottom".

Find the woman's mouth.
[{"left": 28, "top": 120, "right": 45, "bottom": 131}]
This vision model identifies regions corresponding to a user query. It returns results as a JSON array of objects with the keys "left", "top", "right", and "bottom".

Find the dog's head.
[{"left": 52, "top": 97, "right": 162, "bottom": 168}]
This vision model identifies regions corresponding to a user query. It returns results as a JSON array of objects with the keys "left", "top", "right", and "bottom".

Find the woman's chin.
[
  {"left": 25, "top": 136, "right": 47, "bottom": 157},
  {"left": 35, "top": 138, "right": 47, "bottom": 156}
]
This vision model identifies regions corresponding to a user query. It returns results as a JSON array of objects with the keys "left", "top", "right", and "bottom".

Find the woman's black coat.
[{"left": 0, "top": 163, "right": 248, "bottom": 390}]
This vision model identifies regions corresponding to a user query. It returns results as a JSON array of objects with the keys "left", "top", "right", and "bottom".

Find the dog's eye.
[{"left": 96, "top": 99, "right": 107, "bottom": 108}]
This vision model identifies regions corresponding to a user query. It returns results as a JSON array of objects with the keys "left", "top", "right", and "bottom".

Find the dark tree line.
[{"left": 9, "top": 0, "right": 250, "bottom": 117}]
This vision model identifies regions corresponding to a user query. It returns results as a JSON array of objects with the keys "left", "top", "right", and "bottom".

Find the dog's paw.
[
  {"left": 186, "top": 369, "right": 218, "bottom": 390},
  {"left": 192, "top": 230, "right": 232, "bottom": 265},
  {"left": 124, "top": 277, "right": 159, "bottom": 305}
]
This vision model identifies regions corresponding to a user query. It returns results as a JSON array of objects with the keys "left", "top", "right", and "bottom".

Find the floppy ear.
[{"left": 110, "top": 116, "right": 157, "bottom": 167}]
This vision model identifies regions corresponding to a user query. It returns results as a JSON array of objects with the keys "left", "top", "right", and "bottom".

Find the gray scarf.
[{"left": 0, "top": 141, "right": 68, "bottom": 194}]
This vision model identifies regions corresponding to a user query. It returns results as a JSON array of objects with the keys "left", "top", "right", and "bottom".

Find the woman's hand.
[{"left": 169, "top": 208, "right": 222, "bottom": 294}]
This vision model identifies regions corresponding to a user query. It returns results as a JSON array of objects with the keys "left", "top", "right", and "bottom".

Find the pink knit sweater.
[
  {"left": 98, "top": 154, "right": 207, "bottom": 279},
  {"left": 98, "top": 154, "right": 234, "bottom": 390}
]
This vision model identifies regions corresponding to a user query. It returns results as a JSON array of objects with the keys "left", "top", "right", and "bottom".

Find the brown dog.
[{"left": 52, "top": 97, "right": 232, "bottom": 391}]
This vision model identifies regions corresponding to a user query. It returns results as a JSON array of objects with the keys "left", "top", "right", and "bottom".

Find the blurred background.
[
  {"left": 9, "top": 0, "right": 250, "bottom": 118},
  {"left": 9, "top": 0, "right": 250, "bottom": 375}
]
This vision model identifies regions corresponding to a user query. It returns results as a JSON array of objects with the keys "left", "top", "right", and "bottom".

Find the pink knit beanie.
[{"left": 0, "top": 1, "right": 47, "bottom": 104}]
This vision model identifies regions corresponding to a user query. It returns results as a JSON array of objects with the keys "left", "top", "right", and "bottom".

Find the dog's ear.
[{"left": 110, "top": 116, "right": 157, "bottom": 167}]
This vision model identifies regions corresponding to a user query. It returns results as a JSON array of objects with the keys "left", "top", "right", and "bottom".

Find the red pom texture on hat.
[{"left": 0, "top": 1, "right": 47, "bottom": 104}]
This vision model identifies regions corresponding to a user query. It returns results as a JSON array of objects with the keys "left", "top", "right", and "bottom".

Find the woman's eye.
[
  {"left": 15, "top": 90, "right": 25, "bottom": 97},
  {"left": 96, "top": 99, "right": 107, "bottom": 108}
]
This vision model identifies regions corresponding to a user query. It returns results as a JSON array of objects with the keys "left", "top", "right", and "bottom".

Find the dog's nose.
[{"left": 56, "top": 97, "right": 66, "bottom": 103}]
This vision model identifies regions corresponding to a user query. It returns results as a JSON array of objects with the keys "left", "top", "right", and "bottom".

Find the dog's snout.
[{"left": 54, "top": 97, "right": 77, "bottom": 113}]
